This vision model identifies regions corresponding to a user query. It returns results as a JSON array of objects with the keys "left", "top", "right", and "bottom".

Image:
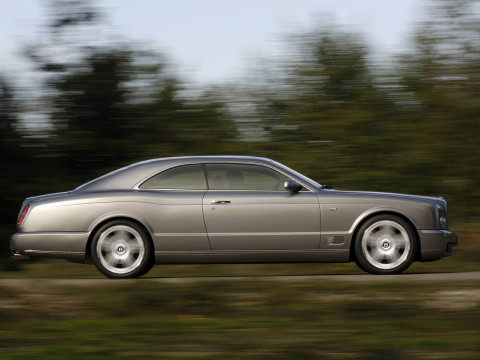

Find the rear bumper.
[
  {"left": 418, "top": 230, "right": 458, "bottom": 261},
  {"left": 10, "top": 232, "right": 89, "bottom": 261},
  {"left": 11, "top": 250, "right": 29, "bottom": 259}
]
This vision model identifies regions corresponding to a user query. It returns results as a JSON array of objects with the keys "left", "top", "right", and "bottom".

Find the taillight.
[{"left": 18, "top": 204, "right": 31, "bottom": 225}]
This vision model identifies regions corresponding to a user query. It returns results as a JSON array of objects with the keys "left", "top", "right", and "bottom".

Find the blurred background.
[
  {"left": 1, "top": 0, "right": 480, "bottom": 266},
  {"left": 1, "top": 1, "right": 480, "bottom": 358}
]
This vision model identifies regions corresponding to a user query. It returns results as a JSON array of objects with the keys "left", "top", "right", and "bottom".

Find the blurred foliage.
[
  {"left": 1, "top": 0, "right": 480, "bottom": 265},
  {"left": 0, "top": 278, "right": 479, "bottom": 358}
]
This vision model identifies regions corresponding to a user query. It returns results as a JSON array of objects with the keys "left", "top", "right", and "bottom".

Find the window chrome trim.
[{"left": 133, "top": 161, "right": 315, "bottom": 192}]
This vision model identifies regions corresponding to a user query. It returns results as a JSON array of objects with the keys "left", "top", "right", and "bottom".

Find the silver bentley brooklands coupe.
[{"left": 11, "top": 156, "right": 458, "bottom": 278}]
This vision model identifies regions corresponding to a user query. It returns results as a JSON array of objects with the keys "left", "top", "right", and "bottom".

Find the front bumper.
[{"left": 418, "top": 229, "right": 458, "bottom": 261}]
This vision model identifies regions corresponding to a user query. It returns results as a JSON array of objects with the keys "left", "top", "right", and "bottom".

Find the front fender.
[{"left": 349, "top": 206, "right": 422, "bottom": 233}]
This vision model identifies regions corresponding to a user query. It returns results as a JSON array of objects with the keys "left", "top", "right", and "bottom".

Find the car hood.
[{"left": 322, "top": 189, "right": 440, "bottom": 205}]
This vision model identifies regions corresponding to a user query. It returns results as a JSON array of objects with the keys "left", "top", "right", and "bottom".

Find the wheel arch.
[
  {"left": 349, "top": 210, "right": 421, "bottom": 262},
  {"left": 85, "top": 215, "right": 154, "bottom": 260}
]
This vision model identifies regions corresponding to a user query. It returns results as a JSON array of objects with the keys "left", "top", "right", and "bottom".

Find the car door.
[
  {"left": 137, "top": 164, "right": 211, "bottom": 251},
  {"left": 202, "top": 163, "right": 321, "bottom": 250}
]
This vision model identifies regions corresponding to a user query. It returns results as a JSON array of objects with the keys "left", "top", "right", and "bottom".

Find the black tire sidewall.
[
  {"left": 91, "top": 220, "right": 153, "bottom": 279},
  {"left": 354, "top": 215, "right": 417, "bottom": 275}
]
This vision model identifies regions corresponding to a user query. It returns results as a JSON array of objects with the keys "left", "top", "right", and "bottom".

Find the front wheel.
[
  {"left": 91, "top": 220, "right": 153, "bottom": 279},
  {"left": 354, "top": 215, "right": 417, "bottom": 275}
]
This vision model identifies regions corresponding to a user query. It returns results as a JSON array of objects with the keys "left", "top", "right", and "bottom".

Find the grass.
[{"left": 0, "top": 279, "right": 479, "bottom": 359}]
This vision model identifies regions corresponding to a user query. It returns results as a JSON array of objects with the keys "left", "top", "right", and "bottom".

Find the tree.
[
  {"left": 252, "top": 28, "right": 399, "bottom": 188},
  {"left": 394, "top": 0, "right": 480, "bottom": 213},
  {"left": 27, "top": 0, "right": 236, "bottom": 185},
  {"left": 0, "top": 77, "right": 29, "bottom": 264}
]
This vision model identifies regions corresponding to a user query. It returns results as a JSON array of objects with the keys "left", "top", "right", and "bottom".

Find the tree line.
[{"left": 1, "top": 0, "right": 479, "bottom": 265}]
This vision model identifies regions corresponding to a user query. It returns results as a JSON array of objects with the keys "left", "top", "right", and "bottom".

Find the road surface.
[{"left": 1, "top": 271, "right": 479, "bottom": 287}]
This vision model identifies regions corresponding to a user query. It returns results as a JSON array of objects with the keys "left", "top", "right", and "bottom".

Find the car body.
[{"left": 11, "top": 156, "right": 458, "bottom": 278}]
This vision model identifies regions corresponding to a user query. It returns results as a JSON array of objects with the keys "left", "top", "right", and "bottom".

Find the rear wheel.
[
  {"left": 354, "top": 215, "right": 417, "bottom": 275},
  {"left": 91, "top": 220, "right": 153, "bottom": 279}
]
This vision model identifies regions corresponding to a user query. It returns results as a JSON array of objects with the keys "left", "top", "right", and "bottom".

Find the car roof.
[
  {"left": 132, "top": 155, "right": 271, "bottom": 166},
  {"left": 76, "top": 156, "right": 274, "bottom": 192}
]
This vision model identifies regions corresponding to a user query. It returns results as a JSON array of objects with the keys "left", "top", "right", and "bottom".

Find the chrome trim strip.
[
  {"left": 19, "top": 231, "right": 90, "bottom": 236},
  {"left": 155, "top": 249, "right": 342, "bottom": 255},
  {"left": 12, "top": 251, "right": 29, "bottom": 259},
  {"left": 25, "top": 250, "right": 84, "bottom": 256},
  {"left": 207, "top": 232, "right": 321, "bottom": 237},
  {"left": 154, "top": 232, "right": 322, "bottom": 237},
  {"left": 321, "top": 231, "right": 351, "bottom": 235},
  {"left": 133, "top": 161, "right": 316, "bottom": 192},
  {"left": 153, "top": 233, "right": 207, "bottom": 237}
]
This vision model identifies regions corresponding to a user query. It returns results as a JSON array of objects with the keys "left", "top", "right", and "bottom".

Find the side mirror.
[{"left": 284, "top": 179, "right": 303, "bottom": 193}]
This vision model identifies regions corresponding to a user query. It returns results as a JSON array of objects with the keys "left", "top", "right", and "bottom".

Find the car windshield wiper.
[{"left": 320, "top": 184, "right": 333, "bottom": 189}]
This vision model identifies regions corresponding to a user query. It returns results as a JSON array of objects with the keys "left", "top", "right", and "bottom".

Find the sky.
[{"left": 0, "top": 0, "right": 423, "bottom": 84}]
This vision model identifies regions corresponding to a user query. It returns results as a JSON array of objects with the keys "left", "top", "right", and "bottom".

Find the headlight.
[{"left": 437, "top": 204, "right": 448, "bottom": 230}]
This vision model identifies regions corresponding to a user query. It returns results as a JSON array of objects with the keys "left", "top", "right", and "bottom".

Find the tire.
[
  {"left": 354, "top": 215, "right": 417, "bottom": 275},
  {"left": 91, "top": 220, "right": 153, "bottom": 279}
]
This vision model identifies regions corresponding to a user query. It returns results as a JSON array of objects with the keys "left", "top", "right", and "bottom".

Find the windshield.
[{"left": 270, "top": 160, "right": 322, "bottom": 189}]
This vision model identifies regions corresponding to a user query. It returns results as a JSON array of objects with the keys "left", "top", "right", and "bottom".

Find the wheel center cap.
[
  {"left": 116, "top": 245, "right": 126, "bottom": 254},
  {"left": 381, "top": 239, "right": 391, "bottom": 250}
]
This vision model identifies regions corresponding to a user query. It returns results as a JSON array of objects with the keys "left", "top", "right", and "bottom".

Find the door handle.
[{"left": 210, "top": 200, "right": 231, "bottom": 204}]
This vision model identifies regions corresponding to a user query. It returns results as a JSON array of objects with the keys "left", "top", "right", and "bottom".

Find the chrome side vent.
[{"left": 327, "top": 236, "right": 346, "bottom": 245}]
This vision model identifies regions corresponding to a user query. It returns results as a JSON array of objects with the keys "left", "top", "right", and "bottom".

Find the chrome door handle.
[{"left": 210, "top": 200, "right": 231, "bottom": 204}]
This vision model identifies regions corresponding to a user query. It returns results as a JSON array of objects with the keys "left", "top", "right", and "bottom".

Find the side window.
[
  {"left": 139, "top": 164, "right": 206, "bottom": 190},
  {"left": 206, "top": 164, "right": 288, "bottom": 190}
]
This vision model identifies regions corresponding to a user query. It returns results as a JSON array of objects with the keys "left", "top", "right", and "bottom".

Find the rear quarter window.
[{"left": 139, "top": 164, "right": 207, "bottom": 190}]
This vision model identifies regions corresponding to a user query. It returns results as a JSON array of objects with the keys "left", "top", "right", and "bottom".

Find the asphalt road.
[{"left": 1, "top": 271, "right": 480, "bottom": 287}]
